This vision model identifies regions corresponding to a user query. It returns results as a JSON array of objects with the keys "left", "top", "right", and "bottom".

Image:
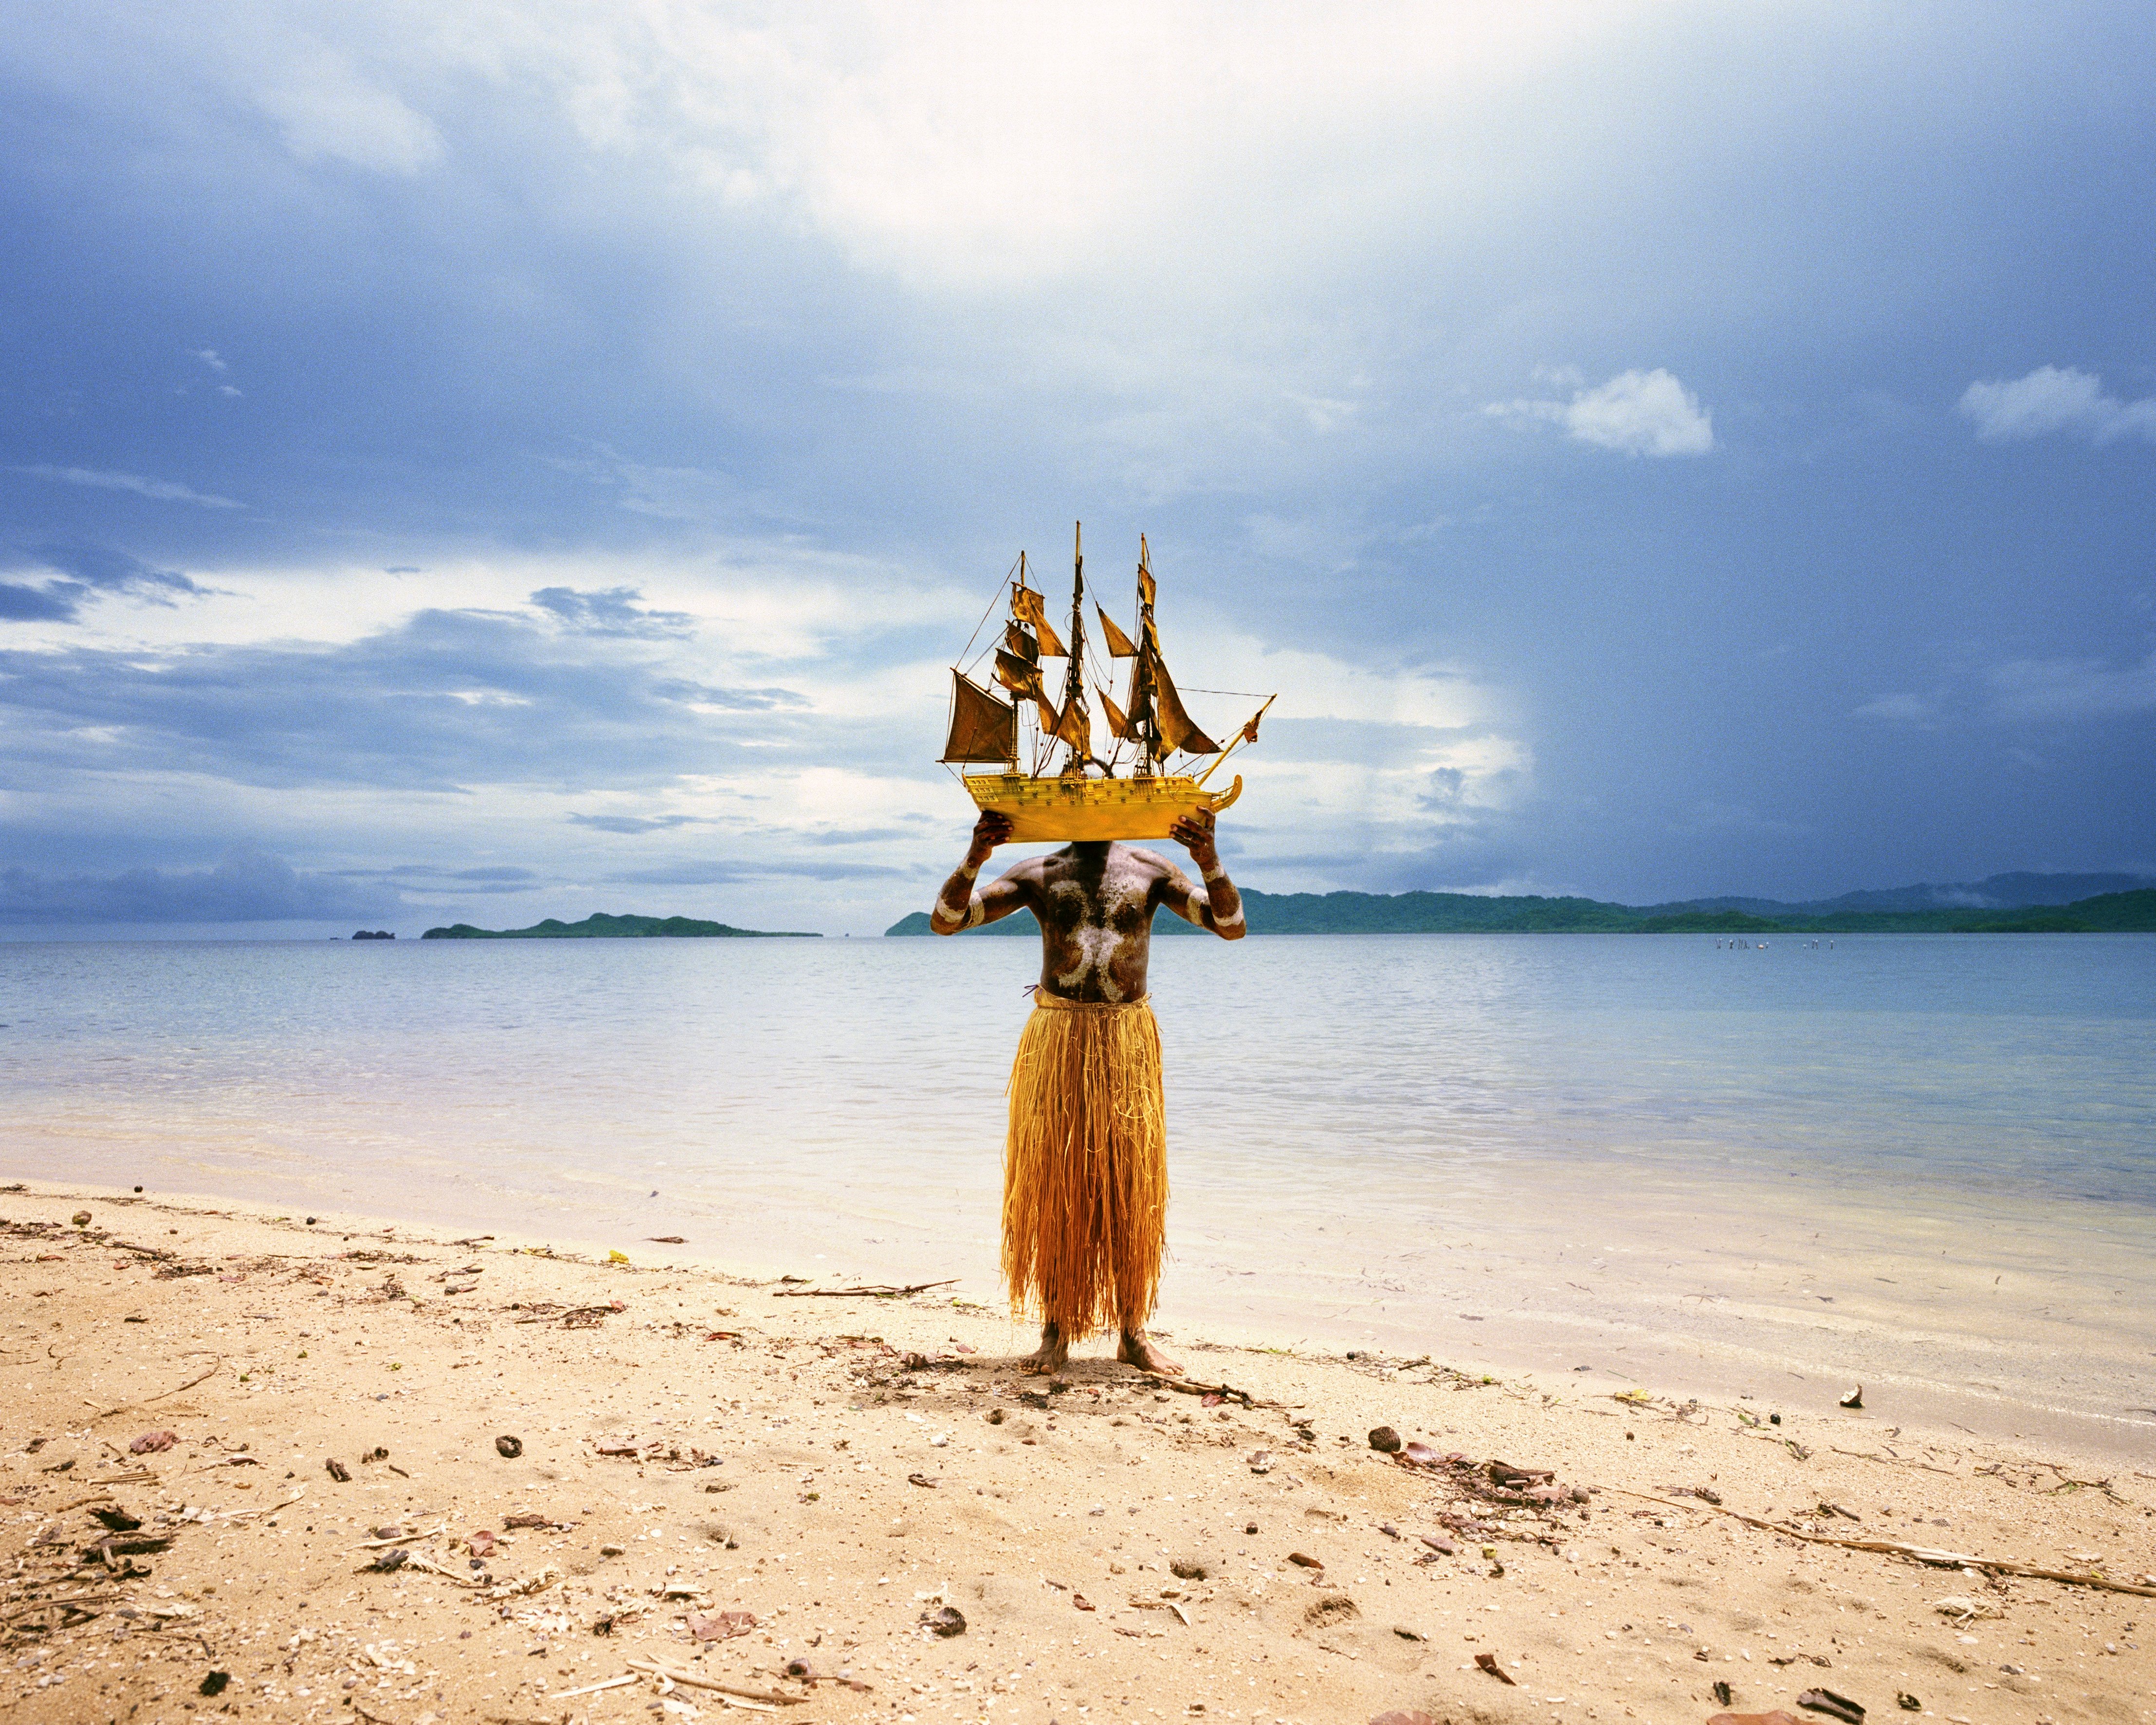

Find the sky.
[{"left": 2, "top": 0, "right": 2153, "bottom": 936}]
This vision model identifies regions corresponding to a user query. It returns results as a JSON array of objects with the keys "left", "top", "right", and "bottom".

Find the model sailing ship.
[{"left": 939, "top": 525, "right": 1273, "bottom": 843}]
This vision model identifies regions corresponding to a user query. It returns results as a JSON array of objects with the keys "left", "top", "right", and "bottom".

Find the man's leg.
[
  {"left": 1020, "top": 1320, "right": 1071, "bottom": 1376},
  {"left": 1116, "top": 1323, "right": 1181, "bottom": 1376}
]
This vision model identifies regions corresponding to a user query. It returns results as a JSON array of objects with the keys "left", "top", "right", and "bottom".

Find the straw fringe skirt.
[{"left": 1002, "top": 990, "right": 1167, "bottom": 1339}]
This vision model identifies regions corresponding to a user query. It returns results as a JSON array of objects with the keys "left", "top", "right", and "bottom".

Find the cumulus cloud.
[
  {"left": 530, "top": 585, "right": 696, "bottom": 638},
  {"left": 1958, "top": 366, "right": 2156, "bottom": 445},
  {"left": 0, "top": 846, "right": 400, "bottom": 926},
  {"left": 14, "top": 465, "right": 243, "bottom": 508},
  {"left": 1487, "top": 368, "right": 1715, "bottom": 456},
  {"left": 256, "top": 66, "right": 442, "bottom": 175},
  {"left": 0, "top": 605, "right": 822, "bottom": 791},
  {"left": 566, "top": 812, "right": 704, "bottom": 834},
  {"left": 0, "top": 544, "right": 205, "bottom": 624}
]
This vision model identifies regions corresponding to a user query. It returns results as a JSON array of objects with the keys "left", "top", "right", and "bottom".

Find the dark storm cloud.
[
  {"left": 2, "top": 3, "right": 2154, "bottom": 917},
  {"left": 0, "top": 607, "right": 818, "bottom": 793},
  {"left": 0, "top": 845, "right": 398, "bottom": 925}
]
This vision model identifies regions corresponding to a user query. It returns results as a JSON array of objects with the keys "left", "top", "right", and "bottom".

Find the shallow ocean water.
[{"left": 4, "top": 931, "right": 2152, "bottom": 1453}]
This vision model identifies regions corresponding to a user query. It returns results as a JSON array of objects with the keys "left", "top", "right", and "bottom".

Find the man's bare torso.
[{"left": 1006, "top": 841, "right": 1173, "bottom": 1003}]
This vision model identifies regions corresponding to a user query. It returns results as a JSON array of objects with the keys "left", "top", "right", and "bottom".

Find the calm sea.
[{"left": 4, "top": 933, "right": 2153, "bottom": 1454}]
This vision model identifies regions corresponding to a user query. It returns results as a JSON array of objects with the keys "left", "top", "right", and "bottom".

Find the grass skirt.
[{"left": 1002, "top": 990, "right": 1168, "bottom": 1339}]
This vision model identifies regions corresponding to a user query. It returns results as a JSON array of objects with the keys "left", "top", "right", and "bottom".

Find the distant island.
[
  {"left": 351, "top": 929, "right": 396, "bottom": 940},
  {"left": 422, "top": 912, "right": 819, "bottom": 940},
  {"left": 885, "top": 879, "right": 2156, "bottom": 937}
]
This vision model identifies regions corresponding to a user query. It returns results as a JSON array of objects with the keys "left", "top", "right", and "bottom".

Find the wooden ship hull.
[{"left": 962, "top": 771, "right": 1242, "bottom": 844}]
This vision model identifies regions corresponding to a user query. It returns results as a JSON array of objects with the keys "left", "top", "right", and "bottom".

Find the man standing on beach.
[{"left": 930, "top": 807, "right": 1245, "bottom": 1375}]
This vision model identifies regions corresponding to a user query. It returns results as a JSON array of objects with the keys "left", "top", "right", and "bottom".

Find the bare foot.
[
  {"left": 1020, "top": 1322, "right": 1069, "bottom": 1376},
  {"left": 1117, "top": 1328, "right": 1182, "bottom": 1376}
]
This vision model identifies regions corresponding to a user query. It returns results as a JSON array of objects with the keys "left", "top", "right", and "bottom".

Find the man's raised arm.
[
  {"left": 1162, "top": 810, "right": 1245, "bottom": 940},
  {"left": 929, "top": 810, "right": 1029, "bottom": 935}
]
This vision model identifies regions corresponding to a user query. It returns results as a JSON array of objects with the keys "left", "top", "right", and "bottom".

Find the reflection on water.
[{"left": 4, "top": 933, "right": 2153, "bottom": 1453}]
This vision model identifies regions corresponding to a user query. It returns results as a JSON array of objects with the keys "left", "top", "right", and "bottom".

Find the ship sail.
[
  {"left": 1146, "top": 642, "right": 1220, "bottom": 755},
  {"left": 1099, "top": 684, "right": 1134, "bottom": 740},
  {"left": 1010, "top": 585, "right": 1067, "bottom": 659},
  {"left": 1005, "top": 622, "right": 1040, "bottom": 663},
  {"left": 1095, "top": 606, "right": 1138, "bottom": 659},
  {"left": 993, "top": 648, "right": 1043, "bottom": 697},
  {"left": 1050, "top": 694, "right": 1091, "bottom": 750},
  {"left": 940, "top": 671, "right": 1017, "bottom": 763}
]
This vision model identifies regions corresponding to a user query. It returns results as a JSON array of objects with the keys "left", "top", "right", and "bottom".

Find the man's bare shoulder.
[{"left": 1118, "top": 845, "right": 1184, "bottom": 878}]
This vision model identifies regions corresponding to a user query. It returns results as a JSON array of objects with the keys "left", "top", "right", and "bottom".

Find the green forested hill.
[
  {"left": 882, "top": 885, "right": 2156, "bottom": 936},
  {"left": 421, "top": 913, "right": 818, "bottom": 939}
]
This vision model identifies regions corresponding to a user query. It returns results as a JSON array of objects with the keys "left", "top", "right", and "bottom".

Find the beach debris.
[
  {"left": 625, "top": 1658, "right": 807, "bottom": 1707},
  {"left": 1287, "top": 1551, "right": 1323, "bottom": 1569},
  {"left": 91, "top": 1507, "right": 142, "bottom": 1532},
  {"left": 1840, "top": 1387, "right": 1864, "bottom": 1410},
  {"left": 1392, "top": 1625, "right": 1425, "bottom": 1641},
  {"left": 486, "top": 1564, "right": 561, "bottom": 1599},
  {"left": 919, "top": 1604, "right": 967, "bottom": 1637},
  {"left": 686, "top": 1610, "right": 756, "bottom": 1641},
  {"left": 361, "top": 1446, "right": 389, "bottom": 1463},
  {"left": 1247, "top": 1450, "right": 1273, "bottom": 1474},
  {"left": 1714, "top": 1680, "right": 1734, "bottom": 1705},
  {"left": 1606, "top": 1486, "right": 2156, "bottom": 1597},
  {"left": 199, "top": 1670, "right": 230, "bottom": 1697},
  {"left": 557, "top": 1673, "right": 640, "bottom": 1700},
  {"left": 1170, "top": 1559, "right": 1207, "bottom": 1580},
  {"left": 128, "top": 1431, "right": 178, "bottom": 1455},
  {"left": 72, "top": 1211, "right": 91, "bottom": 1227},
  {"left": 1798, "top": 1688, "right": 1866, "bottom": 1724},
  {"left": 367, "top": 1548, "right": 410, "bottom": 1572},
  {"left": 1148, "top": 1372, "right": 1268, "bottom": 1407},
  {"left": 1708, "top": 1714, "right": 1799, "bottom": 1725},
  {"left": 1369, "top": 1426, "right": 1403, "bottom": 1452},
  {"left": 326, "top": 1458, "right": 351, "bottom": 1482},
  {"left": 1896, "top": 1695, "right": 1921, "bottom": 1711},
  {"left": 501, "top": 1511, "right": 555, "bottom": 1529},
  {"left": 776, "top": 1278, "right": 959, "bottom": 1298},
  {"left": 907, "top": 1472, "right": 939, "bottom": 1488},
  {"left": 495, "top": 1435, "right": 523, "bottom": 1458},
  {"left": 1931, "top": 1596, "right": 2004, "bottom": 1622},
  {"left": 1419, "top": 1535, "right": 1457, "bottom": 1557},
  {"left": 1474, "top": 1652, "right": 1516, "bottom": 1685},
  {"left": 469, "top": 1529, "right": 499, "bottom": 1558},
  {"left": 648, "top": 1236, "right": 687, "bottom": 1244},
  {"left": 1073, "top": 1594, "right": 1095, "bottom": 1610}
]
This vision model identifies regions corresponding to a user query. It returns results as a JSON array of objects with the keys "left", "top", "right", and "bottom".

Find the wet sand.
[{"left": 3, "top": 1179, "right": 2152, "bottom": 1725}]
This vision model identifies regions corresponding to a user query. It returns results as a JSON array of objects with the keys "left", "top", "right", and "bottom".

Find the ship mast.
[
  {"left": 1061, "top": 521, "right": 1088, "bottom": 774},
  {"left": 1133, "top": 536, "right": 1160, "bottom": 774}
]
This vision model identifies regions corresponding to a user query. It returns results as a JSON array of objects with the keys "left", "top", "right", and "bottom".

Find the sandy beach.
[{"left": 3, "top": 1179, "right": 2151, "bottom": 1725}]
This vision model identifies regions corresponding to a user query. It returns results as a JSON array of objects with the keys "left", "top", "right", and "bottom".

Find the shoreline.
[
  {"left": 10, "top": 1160, "right": 2153, "bottom": 1471},
  {"left": 2, "top": 1179, "right": 2151, "bottom": 1725}
]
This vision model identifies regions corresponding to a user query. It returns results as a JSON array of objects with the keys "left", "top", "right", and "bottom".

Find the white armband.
[
  {"left": 1202, "top": 866, "right": 1228, "bottom": 886},
  {"left": 965, "top": 899, "right": 986, "bottom": 929}
]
